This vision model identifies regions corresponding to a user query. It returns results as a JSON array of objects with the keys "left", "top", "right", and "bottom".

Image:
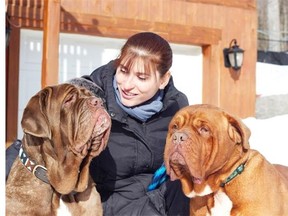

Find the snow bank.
[{"left": 243, "top": 114, "right": 288, "bottom": 166}]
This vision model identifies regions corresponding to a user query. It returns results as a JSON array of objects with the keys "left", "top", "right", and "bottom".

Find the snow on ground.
[
  {"left": 243, "top": 115, "right": 288, "bottom": 166},
  {"left": 242, "top": 63, "right": 288, "bottom": 167},
  {"left": 256, "top": 63, "right": 288, "bottom": 96}
]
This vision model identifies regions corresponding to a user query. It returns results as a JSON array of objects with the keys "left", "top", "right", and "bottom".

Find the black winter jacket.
[{"left": 88, "top": 61, "right": 190, "bottom": 215}]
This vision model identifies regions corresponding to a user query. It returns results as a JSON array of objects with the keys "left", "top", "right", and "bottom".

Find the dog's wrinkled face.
[
  {"left": 164, "top": 104, "right": 250, "bottom": 196},
  {"left": 21, "top": 83, "right": 111, "bottom": 194}
]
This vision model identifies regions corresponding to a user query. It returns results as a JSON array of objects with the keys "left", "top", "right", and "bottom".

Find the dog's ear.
[
  {"left": 225, "top": 113, "right": 251, "bottom": 151},
  {"left": 21, "top": 88, "right": 51, "bottom": 139}
]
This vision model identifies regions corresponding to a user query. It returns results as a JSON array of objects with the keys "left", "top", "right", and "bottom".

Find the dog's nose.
[
  {"left": 172, "top": 132, "right": 188, "bottom": 145},
  {"left": 90, "top": 97, "right": 104, "bottom": 107}
]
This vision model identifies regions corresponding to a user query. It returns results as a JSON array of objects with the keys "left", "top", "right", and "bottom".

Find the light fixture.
[{"left": 223, "top": 39, "right": 244, "bottom": 70}]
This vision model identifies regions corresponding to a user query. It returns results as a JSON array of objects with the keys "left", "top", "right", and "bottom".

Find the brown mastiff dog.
[
  {"left": 6, "top": 83, "right": 111, "bottom": 216},
  {"left": 164, "top": 104, "right": 288, "bottom": 216}
]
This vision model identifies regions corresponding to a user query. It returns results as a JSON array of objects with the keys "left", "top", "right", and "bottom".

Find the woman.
[
  {"left": 87, "top": 32, "right": 189, "bottom": 215},
  {"left": 6, "top": 32, "right": 190, "bottom": 215}
]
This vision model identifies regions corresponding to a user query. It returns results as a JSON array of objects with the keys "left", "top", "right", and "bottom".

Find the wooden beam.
[
  {"left": 6, "top": 26, "right": 20, "bottom": 145},
  {"left": 8, "top": 5, "right": 221, "bottom": 46},
  {"left": 60, "top": 13, "right": 221, "bottom": 45},
  {"left": 181, "top": 0, "right": 256, "bottom": 9},
  {"left": 41, "top": 0, "right": 60, "bottom": 88},
  {"left": 202, "top": 44, "right": 222, "bottom": 106}
]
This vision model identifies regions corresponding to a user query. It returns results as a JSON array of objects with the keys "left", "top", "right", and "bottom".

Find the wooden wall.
[{"left": 6, "top": 0, "right": 257, "bottom": 143}]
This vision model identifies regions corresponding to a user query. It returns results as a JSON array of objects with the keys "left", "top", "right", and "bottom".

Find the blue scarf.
[{"left": 113, "top": 77, "right": 164, "bottom": 122}]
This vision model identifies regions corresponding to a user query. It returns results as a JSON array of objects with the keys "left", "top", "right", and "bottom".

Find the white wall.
[
  {"left": 17, "top": 29, "right": 203, "bottom": 138},
  {"left": 170, "top": 44, "right": 203, "bottom": 104}
]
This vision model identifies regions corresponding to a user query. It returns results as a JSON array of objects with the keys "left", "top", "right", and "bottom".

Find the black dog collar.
[{"left": 19, "top": 146, "right": 50, "bottom": 184}]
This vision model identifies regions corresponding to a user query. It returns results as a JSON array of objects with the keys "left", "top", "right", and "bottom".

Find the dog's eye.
[
  {"left": 198, "top": 126, "right": 210, "bottom": 136},
  {"left": 172, "top": 124, "right": 178, "bottom": 130}
]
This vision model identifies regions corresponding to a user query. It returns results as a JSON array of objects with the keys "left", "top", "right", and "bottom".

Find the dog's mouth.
[
  {"left": 87, "top": 109, "right": 111, "bottom": 156},
  {"left": 53, "top": 108, "right": 111, "bottom": 194},
  {"left": 76, "top": 109, "right": 111, "bottom": 158},
  {"left": 168, "top": 152, "right": 203, "bottom": 185}
]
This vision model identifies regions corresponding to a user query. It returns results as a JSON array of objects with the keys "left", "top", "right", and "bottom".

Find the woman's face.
[{"left": 115, "top": 58, "right": 170, "bottom": 107}]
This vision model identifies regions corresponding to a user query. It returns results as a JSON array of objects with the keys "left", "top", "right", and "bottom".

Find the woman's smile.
[{"left": 120, "top": 89, "right": 137, "bottom": 99}]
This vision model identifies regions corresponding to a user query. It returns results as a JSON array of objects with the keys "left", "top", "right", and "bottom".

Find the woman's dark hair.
[{"left": 115, "top": 32, "right": 173, "bottom": 77}]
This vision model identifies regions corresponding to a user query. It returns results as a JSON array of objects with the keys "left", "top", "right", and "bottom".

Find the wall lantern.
[{"left": 223, "top": 39, "right": 244, "bottom": 70}]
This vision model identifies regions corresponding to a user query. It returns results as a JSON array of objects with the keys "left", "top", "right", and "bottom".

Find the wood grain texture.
[{"left": 41, "top": 0, "right": 60, "bottom": 87}]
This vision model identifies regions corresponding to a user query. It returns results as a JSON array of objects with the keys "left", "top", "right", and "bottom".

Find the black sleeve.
[{"left": 6, "top": 139, "right": 22, "bottom": 180}]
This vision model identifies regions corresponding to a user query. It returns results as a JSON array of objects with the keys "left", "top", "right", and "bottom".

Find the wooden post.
[
  {"left": 41, "top": 0, "right": 61, "bottom": 88},
  {"left": 6, "top": 26, "right": 20, "bottom": 146}
]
